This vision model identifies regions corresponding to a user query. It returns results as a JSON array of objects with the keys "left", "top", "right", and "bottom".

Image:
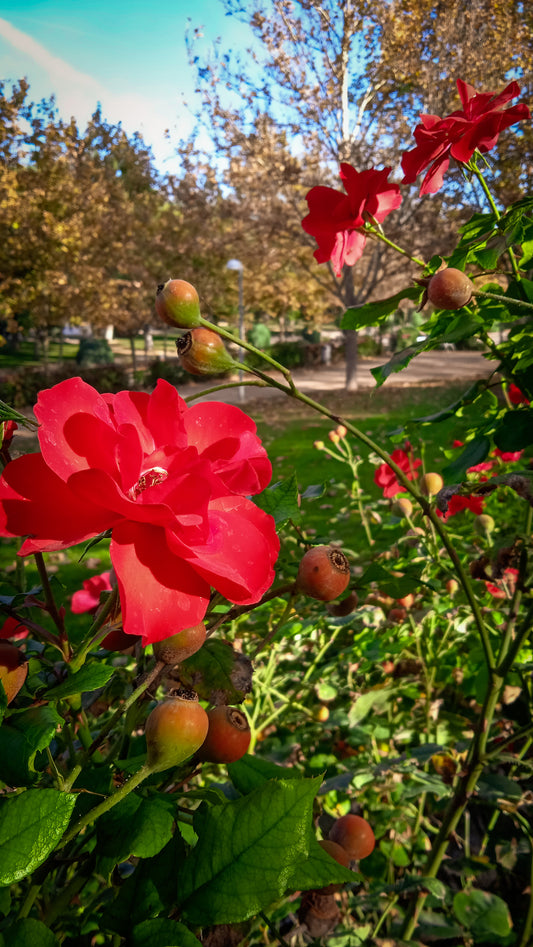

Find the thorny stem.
[
  {"left": 183, "top": 379, "right": 269, "bottom": 402},
  {"left": 474, "top": 288, "right": 533, "bottom": 312},
  {"left": 82, "top": 660, "right": 166, "bottom": 762},
  {"left": 364, "top": 223, "right": 426, "bottom": 267},
  {"left": 400, "top": 502, "right": 532, "bottom": 940},
  {"left": 33, "top": 552, "right": 70, "bottom": 659},
  {"left": 199, "top": 315, "right": 295, "bottom": 387},
  {"left": 59, "top": 762, "right": 152, "bottom": 849},
  {"left": 69, "top": 586, "right": 121, "bottom": 673},
  {"left": 470, "top": 163, "right": 522, "bottom": 280}
]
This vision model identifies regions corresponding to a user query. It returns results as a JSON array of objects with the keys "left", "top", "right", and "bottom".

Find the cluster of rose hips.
[
  {"left": 144, "top": 624, "right": 252, "bottom": 772},
  {"left": 155, "top": 278, "right": 237, "bottom": 376}
]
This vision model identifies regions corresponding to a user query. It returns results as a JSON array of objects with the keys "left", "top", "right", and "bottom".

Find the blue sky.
[{"left": 0, "top": 0, "right": 254, "bottom": 171}]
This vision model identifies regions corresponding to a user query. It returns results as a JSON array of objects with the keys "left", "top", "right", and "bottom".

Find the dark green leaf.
[
  {"left": 179, "top": 640, "right": 252, "bottom": 704},
  {"left": 102, "top": 834, "right": 186, "bottom": 936},
  {"left": 442, "top": 435, "right": 490, "bottom": 483},
  {"left": 387, "top": 381, "right": 488, "bottom": 435},
  {"left": 178, "top": 777, "right": 355, "bottom": 925},
  {"left": 43, "top": 663, "right": 115, "bottom": 700},
  {"left": 97, "top": 794, "right": 175, "bottom": 865},
  {"left": 453, "top": 889, "right": 511, "bottom": 939},
  {"left": 371, "top": 343, "right": 426, "bottom": 387},
  {"left": 0, "top": 789, "right": 76, "bottom": 885},
  {"left": 0, "top": 918, "right": 59, "bottom": 947},
  {"left": 494, "top": 410, "right": 533, "bottom": 451},
  {"left": 301, "top": 482, "right": 326, "bottom": 500},
  {"left": 131, "top": 919, "right": 201, "bottom": 947},
  {"left": 256, "top": 473, "right": 300, "bottom": 526},
  {"left": 0, "top": 705, "right": 64, "bottom": 786},
  {"left": 228, "top": 756, "right": 302, "bottom": 795},
  {"left": 358, "top": 563, "right": 423, "bottom": 598},
  {"left": 341, "top": 287, "right": 420, "bottom": 330}
]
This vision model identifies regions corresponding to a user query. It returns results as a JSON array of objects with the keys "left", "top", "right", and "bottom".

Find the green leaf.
[
  {"left": 358, "top": 563, "right": 423, "bottom": 598},
  {"left": 387, "top": 381, "right": 488, "bottom": 435},
  {"left": 131, "top": 919, "right": 201, "bottom": 947},
  {"left": 228, "top": 756, "right": 302, "bottom": 795},
  {"left": 256, "top": 472, "right": 300, "bottom": 526},
  {"left": 102, "top": 834, "right": 186, "bottom": 936},
  {"left": 0, "top": 705, "right": 64, "bottom": 786},
  {"left": 442, "top": 435, "right": 491, "bottom": 483},
  {"left": 178, "top": 777, "right": 355, "bottom": 925},
  {"left": 457, "top": 211, "right": 498, "bottom": 242},
  {"left": 494, "top": 410, "right": 533, "bottom": 451},
  {"left": 348, "top": 687, "right": 395, "bottom": 727},
  {"left": 0, "top": 918, "right": 59, "bottom": 947},
  {"left": 371, "top": 343, "right": 426, "bottom": 387},
  {"left": 43, "top": 663, "right": 115, "bottom": 700},
  {"left": 453, "top": 889, "right": 512, "bottom": 940},
  {"left": 301, "top": 482, "right": 326, "bottom": 500},
  {"left": 0, "top": 789, "right": 76, "bottom": 885},
  {"left": 97, "top": 794, "right": 175, "bottom": 865},
  {"left": 341, "top": 286, "right": 420, "bottom": 330},
  {"left": 179, "top": 640, "right": 252, "bottom": 705}
]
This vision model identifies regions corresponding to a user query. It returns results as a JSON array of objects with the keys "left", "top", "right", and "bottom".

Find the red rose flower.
[
  {"left": 508, "top": 384, "right": 530, "bottom": 405},
  {"left": 485, "top": 567, "right": 519, "bottom": 599},
  {"left": 0, "top": 616, "right": 29, "bottom": 640},
  {"left": 437, "top": 493, "right": 484, "bottom": 520},
  {"left": 467, "top": 461, "right": 494, "bottom": 473},
  {"left": 402, "top": 79, "right": 530, "bottom": 195},
  {"left": 0, "top": 378, "right": 279, "bottom": 645},
  {"left": 493, "top": 447, "right": 523, "bottom": 463},
  {"left": 302, "top": 163, "right": 402, "bottom": 276},
  {"left": 1, "top": 421, "right": 17, "bottom": 451},
  {"left": 71, "top": 572, "right": 113, "bottom": 615},
  {"left": 374, "top": 448, "right": 422, "bottom": 498}
]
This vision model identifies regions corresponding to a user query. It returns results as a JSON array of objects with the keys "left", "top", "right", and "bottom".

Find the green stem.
[
  {"left": 183, "top": 379, "right": 269, "bottom": 402},
  {"left": 69, "top": 586, "right": 120, "bottom": 673},
  {"left": 199, "top": 316, "right": 295, "bottom": 386},
  {"left": 33, "top": 552, "right": 70, "bottom": 658},
  {"left": 474, "top": 289, "right": 533, "bottom": 312},
  {"left": 470, "top": 164, "right": 521, "bottom": 279},
  {"left": 59, "top": 762, "right": 152, "bottom": 849},
  {"left": 365, "top": 223, "right": 426, "bottom": 267},
  {"left": 83, "top": 660, "right": 165, "bottom": 762},
  {"left": 258, "top": 910, "right": 292, "bottom": 947}
]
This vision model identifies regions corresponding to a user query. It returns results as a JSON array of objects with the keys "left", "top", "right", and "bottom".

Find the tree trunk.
[
  {"left": 129, "top": 336, "right": 137, "bottom": 376},
  {"left": 342, "top": 267, "right": 358, "bottom": 390}
]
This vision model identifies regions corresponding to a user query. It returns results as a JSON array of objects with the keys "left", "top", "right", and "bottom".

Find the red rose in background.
[
  {"left": 302, "top": 163, "right": 402, "bottom": 276},
  {"left": 0, "top": 616, "right": 29, "bottom": 641},
  {"left": 374, "top": 448, "right": 422, "bottom": 498},
  {"left": 485, "top": 567, "right": 519, "bottom": 599},
  {"left": 508, "top": 384, "right": 530, "bottom": 405},
  {"left": 402, "top": 79, "right": 530, "bottom": 195},
  {"left": 494, "top": 448, "right": 523, "bottom": 462},
  {"left": 0, "top": 378, "right": 279, "bottom": 645},
  {"left": 437, "top": 494, "right": 484, "bottom": 520},
  {"left": 71, "top": 572, "right": 113, "bottom": 615}
]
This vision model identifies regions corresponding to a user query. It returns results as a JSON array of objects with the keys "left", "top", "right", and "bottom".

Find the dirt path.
[{"left": 186, "top": 349, "right": 492, "bottom": 407}]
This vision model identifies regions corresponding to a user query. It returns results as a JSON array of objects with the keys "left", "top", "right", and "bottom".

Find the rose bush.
[{"left": 0, "top": 377, "right": 279, "bottom": 644}]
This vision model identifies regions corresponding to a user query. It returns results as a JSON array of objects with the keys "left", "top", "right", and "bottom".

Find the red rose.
[
  {"left": 402, "top": 79, "right": 530, "bottom": 195},
  {"left": 302, "top": 163, "right": 402, "bottom": 276},
  {"left": 508, "top": 384, "right": 530, "bottom": 405},
  {"left": 467, "top": 461, "right": 494, "bottom": 473},
  {"left": 485, "top": 567, "right": 519, "bottom": 599},
  {"left": 493, "top": 448, "right": 523, "bottom": 463},
  {"left": 374, "top": 448, "right": 422, "bottom": 498},
  {"left": 0, "top": 421, "right": 17, "bottom": 452},
  {"left": 437, "top": 494, "right": 484, "bottom": 520},
  {"left": 71, "top": 572, "right": 113, "bottom": 614},
  {"left": 0, "top": 616, "right": 29, "bottom": 641},
  {"left": 0, "top": 378, "right": 279, "bottom": 645}
]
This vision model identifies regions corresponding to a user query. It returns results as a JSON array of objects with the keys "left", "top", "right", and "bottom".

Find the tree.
[{"left": 183, "top": 0, "right": 532, "bottom": 387}]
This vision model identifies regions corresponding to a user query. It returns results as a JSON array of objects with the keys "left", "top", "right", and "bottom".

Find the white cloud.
[{"left": 0, "top": 16, "right": 189, "bottom": 170}]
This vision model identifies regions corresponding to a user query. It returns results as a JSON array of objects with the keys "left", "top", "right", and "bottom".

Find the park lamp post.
[{"left": 226, "top": 258, "right": 245, "bottom": 402}]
